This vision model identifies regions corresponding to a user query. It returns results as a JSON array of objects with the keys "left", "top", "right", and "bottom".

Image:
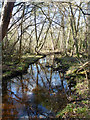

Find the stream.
[{"left": 2, "top": 55, "right": 71, "bottom": 119}]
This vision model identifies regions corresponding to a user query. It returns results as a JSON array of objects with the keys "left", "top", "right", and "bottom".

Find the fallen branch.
[
  {"left": 69, "top": 98, "right": 89, "bottom": 103},
  {"left": 77, "top": 61, "right": 90, "bottom": 73}
]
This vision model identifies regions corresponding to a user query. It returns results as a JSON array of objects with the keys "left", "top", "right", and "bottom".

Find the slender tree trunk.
[
  {"left": 19, "top": 4, "right": 25, "bottom": 62},
  {"left": 62, "top": 16, "right": 66, "bottom": 51},
  {"left": 50, "top": 30, "right": 55, "bottom": 51},
  {"left": 87, "top": 2, "right": 90, "bottom": 60},
  {"left": 34, "top": 7, "right": 38, "bottom": 53},
  {"left": 69, "top": 3, "right": 79, "bottom": 57},
  {"left": 19, "top": 24, "right": 22, "bottom": 62},
  {"left": 87, "top": 2, "right": 90, "bottom": 92}
]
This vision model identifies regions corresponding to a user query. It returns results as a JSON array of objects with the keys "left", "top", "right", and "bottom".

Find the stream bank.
[
  {"left": 2, "top": 53, "right": 90, "bottom": 119},
  {"left": 54, "top": 56, "right": 90, "bottom": 118},
  {"left": 3, "top": 54, "right": 45, "bottom": 80},
  {"left": 2, "top": 54, "right": 69, "bottom": 119}
]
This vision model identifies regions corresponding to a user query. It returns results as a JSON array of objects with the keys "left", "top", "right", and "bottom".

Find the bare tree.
[
  {"left": 69, "top": 3, "right": 81, "bottom": 57},
  {"left": 19, "top": 3, "right": 25, "bottom": 62}
]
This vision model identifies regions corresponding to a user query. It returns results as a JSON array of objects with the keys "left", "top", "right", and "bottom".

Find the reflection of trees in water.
[
  {"left": 33, "top": 86, "right": 68, "bottom": 113},
  {"left": 37, "top": 61, "right": 52, "bottom": 88},
  {"left": 2, "top": 76, "right": 38, "bottom": 119},
  {"left": 37, "top": 56, "right": 65, "bottom": 90},
  {"left": 2, "top": 55, "right": 69, "bottom": 118},
  {"left": 2, "top": 79, "right": 19, "bottom": 119},
  {"left": 31, "top": 56, "right": 68, "bottom": 112}
]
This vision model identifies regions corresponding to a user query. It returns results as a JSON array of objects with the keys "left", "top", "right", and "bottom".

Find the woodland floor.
[{"left": 55, "top": 56, "right": 90, "bottom": 118}]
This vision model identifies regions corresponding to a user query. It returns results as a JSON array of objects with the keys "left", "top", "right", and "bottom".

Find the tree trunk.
[
  {"left": 34, "top": 7, "right": 38, "bottom": 53},
  {"left": 0, "top": 2, "right": 15, "bottom": 118},
  {"left": 0, "top": 1, "right": 15, "bottom": 41},
  {"left": 69, "top": 3, "right": 79, "bottom": 57},
  {"left": 19, "top": 4, "right": 25, "bottom": 62},
  {"left": 87, "top": 2, "right": 90, "bottom": 60}
]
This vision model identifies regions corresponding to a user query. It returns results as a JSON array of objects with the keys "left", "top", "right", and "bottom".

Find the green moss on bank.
[
  {"left": 56, "top": 100, "right": 89, "bottom": 118},
  {"left": 56, "top": 76, "right": 89, "bottom": 118},
  {"left": 3, "top": 54, "right": 45, "bottom": 80},
  {"left": 55, "top": 55, "right": 89, "bottom": 118}
]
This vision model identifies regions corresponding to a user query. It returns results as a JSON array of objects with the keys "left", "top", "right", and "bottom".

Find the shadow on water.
[{"left": 2, "top": 54, "right": 71, "bottom": 119}]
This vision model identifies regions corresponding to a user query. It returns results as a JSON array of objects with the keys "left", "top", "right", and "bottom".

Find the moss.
[
  {"left": 3, "top": 54, "right": 44, "bottom": 80},
  {"left": 56, "top": 101, "right": 89, "bottom": 118},
  {"left": 75, "top": 79, "right": 89, "bottom": 98},
  {"left": 17, "top": 66, "right": 23, "bottom": 70},
  {"left": 56, "top": 76, "right": 89, "bottom": 118},
  {"left": 56, "top": 57, "right": 90, "bottom": 118},
  {"left": 56, "top": 56, "right": 89, "bottom": 118},
  {"left": 56, "top": 103, "right": 75, "bottom": 118},
  {"left": 3, "top": 71, "right": 12, "bottom": 77},
  {"left": 22, "top": 54, "right": 43, "bottom": 59}
]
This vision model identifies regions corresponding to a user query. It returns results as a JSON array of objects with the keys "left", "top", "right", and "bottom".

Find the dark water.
[{"left": 2, "top": 55, "right": 70, "bottom": 119}]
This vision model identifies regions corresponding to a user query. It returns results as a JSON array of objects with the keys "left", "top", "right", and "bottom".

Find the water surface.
[{"left": 2, "top": 55, "right": 70, "bottom": 119}]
